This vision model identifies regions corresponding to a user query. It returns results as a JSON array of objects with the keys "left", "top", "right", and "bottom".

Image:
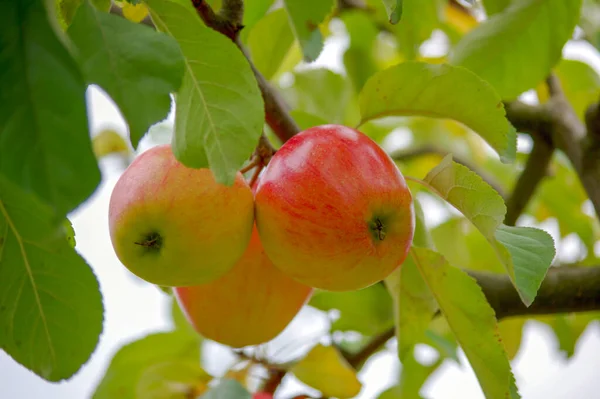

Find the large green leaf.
[
  {"left": 0, "top": 0, "right": 101, "bottom": 216},
  {"left": 424, "top": 155, "right": 556, "bottom": 305},
  {"left": 145, "top": 0, "right": 265, "bottom": 185},
  {"left": 309, "top": 283, "right": 394, "bottom": 336},
  {"left": 450, "top": 0, "right": 583, "bottom": 99},
  {"left": 93, "top": 331, "right": 201, "bottom": 398},
  {"left": 247, "top": 8, "right": 294, "bottom": 80},
  {"left": 411, "top": 247, "right": 520, "bottom": 399},
  {"left": 282, "top": 0, "right": 334, "bottom": 61},
  {"left": 359, "top": 61, "right": 517, "bottom": 163},
  {"left": 0, "top": 175, "right": 103, "bottom": 382},
  {"left": 68, "top": 0, "right": 184, "bottom": 147},
  {"left": 200, "top": 379, "right": 250, "bottom": 399}
]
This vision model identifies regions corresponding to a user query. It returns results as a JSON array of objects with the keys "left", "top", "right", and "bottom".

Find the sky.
[{"left": 2, "top": 18, "right": 600, "bottom": 399}]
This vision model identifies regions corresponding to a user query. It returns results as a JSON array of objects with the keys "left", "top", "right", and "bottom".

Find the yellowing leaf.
[
  {"left": 445, "top": 3, "right": 478, "bottom": 33},
  {"left": 92, "top": 129, "right": 131, "bottom": 158},
  {"left": 359, "top": 61, "right": 517, "bottom": 163},
  {"left": 123, "top": 2, "right": 149, "bottom": 23},
  {"left": 291, "top": 344, "right": 362, "bottom": 398},
  {"left": 411, "top": 247, "right": 520, "bottom": 399},
  {"left": 498, "top": 318, "right": 525, "bottom": 360}
]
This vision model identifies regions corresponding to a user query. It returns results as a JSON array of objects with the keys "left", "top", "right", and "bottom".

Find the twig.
[
  {"left": 191, "top": 0, "right": 243, "bottom": 40},
  {"left": 342, "top": 327, "right": 395, "bottom": 370},
  {"left": 504, "top": 136, "right": 553, "bottom": 226}
]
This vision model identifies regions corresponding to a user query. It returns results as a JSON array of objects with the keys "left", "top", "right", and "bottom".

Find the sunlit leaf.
[
  {"left": 498, "top": 317, "right": 525, "bottom": 360},
  {"left": 93, "top": 332, "right": 201, "bottom": 398},
  {"left": 450, "top": 0, "right": 583, "bottom": 99},
  {"left": 411, "top": 247, "right": 520, "bottom": 399},
  {"left": 282, "top": 0, "right": 334, "bottom": 61},
  {"left": 359, "top": 61, "right": 517, "bottom": 162},
  {"left": 248, "top": 8, "right": 294, "bottom": 80},
  {"left": 136, "top": 360, "right": 211, "bottom": 399},
  {"left": 1, "top": 0, "right": 101, "bottom": 216},
  {"left": 0, "top": 175, "right": 103, "bottom": 382},
  {"left": 122, "top": 1, "right": 149, "bottom": 22},
  {"left": 309, "top": 283, "right": 394, "bottom": 336},
  {"left": 382, "top": 0, "right": 403, "bottom": 24},
  {"left": 424, "top": 155, "right": 556, "bottom": 305},
  {"left": 146, "top": 0, "right": 265, "bottom": 185},
  {"left": 291, "top": 344, "right": 362, "bottom": 399},
  {"left": 342, "top": 11, "right": 379, "bottom": 91},
  {"left": 378, "top": 350, "right": 442, "bottom": 399}
]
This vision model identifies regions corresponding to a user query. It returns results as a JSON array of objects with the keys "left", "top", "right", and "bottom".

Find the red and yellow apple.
[
  {"left": 174, "top": 224, "right": 313, "bottom": 348},
  {"left": 108, "top": 144, "right": 254, "bottom": 287},
  {"left": 255, "top": 124, "right": 415, "bottom": 291}
]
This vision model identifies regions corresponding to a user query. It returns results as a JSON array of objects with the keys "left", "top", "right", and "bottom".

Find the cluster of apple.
[{"left": 108, "top": 125, "right": 415, "bottom": 348}]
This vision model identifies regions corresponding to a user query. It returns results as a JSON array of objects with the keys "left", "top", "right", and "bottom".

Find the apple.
[
  {"left": 108, "top": 144, "right": 254, "bottom": 287},
  {"left": 173, "top": 224, "right": 313, "bottom": 348},
  {"left": 254, "top": 124, "right": 415, "bottom": 291}
]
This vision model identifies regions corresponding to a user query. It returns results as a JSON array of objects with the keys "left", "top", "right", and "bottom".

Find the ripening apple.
[
  {"left": 173, "top": 224, "right": 313, "bottom": 348},
  {"left": 255, "top": 124, "right": 415, "bottom": 292},
  {"left": 108, "top": 144, "right": 254, "bottom": 287}
]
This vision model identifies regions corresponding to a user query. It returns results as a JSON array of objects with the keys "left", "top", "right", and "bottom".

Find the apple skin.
[
  {"left": 173, "top": 224, "right": 313, "bottom": 348},
  {"left": 108, "top": 144, "right": 254, "bottom": 287},
  {"left": 255, "top": 124, "right": 415, "bottom": 292}
]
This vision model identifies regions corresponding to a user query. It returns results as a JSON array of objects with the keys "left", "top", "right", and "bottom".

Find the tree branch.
[
  {"left": 339, "top": 265, "right": 600, "bottom": 369},
  {"left": 504, "top": 136, "right": 553, "bottom": 226}
]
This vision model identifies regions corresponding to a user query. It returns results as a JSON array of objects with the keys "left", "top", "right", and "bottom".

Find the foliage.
[{"left": 1, "top": 0, "right": 598, "bottom": 397}]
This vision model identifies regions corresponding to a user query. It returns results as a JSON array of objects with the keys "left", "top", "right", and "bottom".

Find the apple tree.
[{"left": 1, "top": 0, "right": 600, "bottom": 397}]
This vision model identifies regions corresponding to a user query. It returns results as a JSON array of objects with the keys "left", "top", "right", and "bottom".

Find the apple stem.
[{"left": 134, "top": 232, "right": 162, "bottom": 251}]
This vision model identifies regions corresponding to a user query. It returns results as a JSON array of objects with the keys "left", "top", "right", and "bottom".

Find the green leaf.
[
  {"left": 170, "top": 296, "right": 198, "bottom": 338},
  {"left": 136, "top": 360, "right": 211, "bottom": 399},
  {"left": 411, "top": 247, "right": 520, "bottom": 399},
  {"left": 282, "top": 0, "right": 334, "bottom": 61},
  {"left": 200, "top": 379, "right": 251, "bottom": 399},
  {"left": 68, "top": 1, "right": 184, "bottom": 148},
  {"left": 342, "top": 11, "right": 378, "bottom": 91},
  {"left": 242, "top": 0, "right": 275, "bottom": 37},
  {"left": 62, "top": 218, "right": 76, "bottom": 248},
  {"left": 393, "top": 0, "right": 442, "bottom": 59},
  {"left": 382, "top": 0, "right": 403, "bottom": 24},
  {"left": 359, "top": 61, "right": 517, "bottom": 163},
  {"left": 0, "top": 175, "right": 103, "bottom": 382},
  {"left": 424, "top": 155, "right": 556, "bottom": 305},
  {"left": 378, "top": 351, "right": 442, "bottom": 399},
  {"left": 450, "top": 0, "right": 583, "bottom": 99},
  {"left": 146, "top": 0, "right": 265, "bottom": 185},
  {"left": 247, "top": 8, "right": 294, "bottom": 80},
  {"left": 0, "top": 0, "right": 101, "bottom": 216},
  {"left": 93, "top": 331, "right": 201, "bottom": 398},
  {"left": 385, "top": 199, "right": 437, "bottom": 361},
  {"left": 309, "top": 284, "right": 394, "bottom": 336},
  {"left": 482, "top": 0, "right": 511, "bottom": 16},
  {"left": 55, "top": 0, "right": 111, "bottom": 28},
  {"left": 552, "top": 59, "right": 600, "bottom": 121}
]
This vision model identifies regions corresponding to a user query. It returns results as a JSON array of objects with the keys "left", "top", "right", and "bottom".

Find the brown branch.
[
  {"left": 343, "top": 327, "right": 395, "bottom": 370},
  {"left": 504, "top": 136, "right": 553, "bottom": 226},
  {"left": 191, "top": 0, "right": 243, "bottom": 40},
  {"left": 390, "top": 145, "right": 507, "bottom": 198}
]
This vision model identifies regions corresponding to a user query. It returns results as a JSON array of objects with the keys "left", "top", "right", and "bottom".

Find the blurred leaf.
[
  {"left": 379, "top": 350, "right": 442, "bottom": 399},
  {"left": 282, "top": 0, "right": 334, "bottom": 61},
  {"left": 93, "top": 332, "right": 201, "bottom": 398},
  {"left": 425, "top": 155, "right": 556, "bottom": 305},
  {"left": 200, "top": 379, "right": 251, "bottom": 399},
  {"left": 359, "top": 61, "right": 517, "bottom": 163},
  {"left": 92, "top": 129, "right": 131, "bottom": 158},
  {"left": 411, "top": 247, "right": 520, "bottom": 399},
  {"left": 1, "top": 0, "right": 101, "bottom": 217},
  {"left": 432, "top": 218, "right": 505, "bottom": 273},
  {"left": 382, "top": 0, "right": 403, "bottom": 24},
  {"left": 55, "top": 0, "right": 111, "bottom": 28},
  {"left": 122, "top": 1, "right": 149, "bottom": 22},
  {"left": 538, "top": 312, "right": 598, "bottom": 358},
  {"left": 68, "top": 0, "right": 183, "bottom": 148},
  {"left": 0, "top": 176, "right": 103, "bottom": 382},
  {"left": 482, "top": 0, "right": 511, "bottom": 15},
  {"left": 394, "top": 0, "right": 442, "bottom": 59},
  {"left": 284, "top": 68, "right": 359, "bottom": 125},
  {"left": 424, "top": 325, "right": 459, "bottom": 362},
  {"left": 248, "top": 8, "right": 294, "bottom": 80},
  {"left": 342, "top": 11, "right": 379, "bottom": 91},
  {"left": 170, "top": 296, "right": 198, "bottom": 337},
  {"left": 498, "top": 317, "right": 525, "bottom": 360},
  {"left": 146, "top": 0, "right": 265, "bottom": 185},
  {"left": 444, "top": 2, "right": 478, "bottom": 34},
  {"left": 385, "top": 199, "right": 437, "bottom": 360},
  {"left": 310, "top": 284, "right": 394, "bottom": 335},
  {"left": 291, "top": 344, "right": 362, "bottom": 399},
  {"left": 242, "top": 0, "right": 275, "bottom": 38},
  {"left": 289, "top": 110, "right": 329, "bottom": 130},
  {"left": 450, "top": 0, "right": 583, "bottom": 99},
  {"left": 136, "top": 360, "right": 211, "bottom": 399}
]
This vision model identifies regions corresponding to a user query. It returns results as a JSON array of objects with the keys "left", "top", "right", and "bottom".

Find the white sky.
[{"left": 3, "top": 23, "right": 600, "bottom": 399}]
